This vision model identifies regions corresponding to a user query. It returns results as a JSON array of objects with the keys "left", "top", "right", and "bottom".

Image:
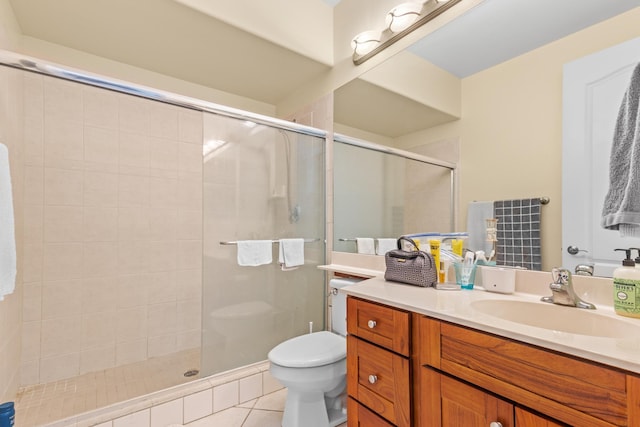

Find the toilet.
[{"left": 268, "top": 278, "right": 361, "bottom": 427}]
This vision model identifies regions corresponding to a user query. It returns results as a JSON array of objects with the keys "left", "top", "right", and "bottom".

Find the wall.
[
  {"left": 0, "top": 0, "right": 21, "bottom": 50},
  {"left": 0, "top": 66, "right": 23, "bottom": 402},
  {"left": 19, "top": 72, "right": 203, "bottom": 385},
  {"left": 396, "top": 7, "right": 640, "bottom": 271}
]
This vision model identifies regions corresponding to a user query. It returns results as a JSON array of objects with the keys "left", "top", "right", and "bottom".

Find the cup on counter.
[{"left": 454, "top": 262, "right": 477, "bottom": 290}]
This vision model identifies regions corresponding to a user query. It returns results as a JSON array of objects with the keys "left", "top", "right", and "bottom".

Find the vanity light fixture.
[
  {"left": 352, "top": 0, "right": 463, "bottom": 65},
  {"left": 351, "top": 30, "right": 382, "bottom": 56}
]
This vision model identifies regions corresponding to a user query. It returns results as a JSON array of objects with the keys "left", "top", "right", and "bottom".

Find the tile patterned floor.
[
  {"left": 186, "top": 388, "right": 347, "bottom": 427},
  {"left": 15, "top": 349, "right": 201, "bottom": 427}
]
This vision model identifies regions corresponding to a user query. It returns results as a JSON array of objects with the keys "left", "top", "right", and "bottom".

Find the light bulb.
[
  {"left": 385, "top": 2, "right": 423, "bottom": 33},
  {"left": 351, "top": 31, "right": 381, "bottom": 56}
]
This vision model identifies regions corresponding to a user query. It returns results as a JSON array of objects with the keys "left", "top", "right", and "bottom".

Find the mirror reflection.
[
  {"left": 333, "top": 136, "right": 455, "bottom": 253},
  {"left": 332, "top": 1, "right": 640, "bottom": 276}
]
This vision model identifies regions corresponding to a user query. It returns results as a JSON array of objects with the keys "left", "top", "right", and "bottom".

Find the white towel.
[
  {"left": 236, "top": 240, "right": 273, "bottom": 266},
  {"left": 278, "top": 238, "right": 305, "bottom": 270},
  {"left": 466, "top": 201, "right": 494, "bottom": 253},
  {"left": 376, "top": 238, "right": 397, "bottom": 255},
  {"left": 602, "top": 62, "right": 640, "bottom": 236},
  {"left": 356, "top": 238, "right": 375, "bottom": 255},
  {"left": 0, "top": 143, "right": 16, "bottom": 301}
]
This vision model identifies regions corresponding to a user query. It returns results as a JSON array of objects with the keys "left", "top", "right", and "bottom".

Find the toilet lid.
[{"left": 268, "top": 331, "right": 346, "bottom": 368}]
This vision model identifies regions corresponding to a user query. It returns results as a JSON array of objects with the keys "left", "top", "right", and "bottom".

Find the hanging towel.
[
  {"left": 376, "top": 238, "right": 397, "bottom": 255},
  {"left": 466, "top": 201, "right": 494, "bottom": 253},
  {"left": 236, "top": 240, "right": 273, "bottom": 266},
  {"left": 602, "top": 62, "right": 640, "bottom": 237},
  {"left": 278, "top": 238, "right": 305, "bottom": 270},
  {"left": 0, "top": 143, "right": 16, "bottom": 301},
  {"left": 494, "top": 198, "right": 542, "bottom": 271},
  {"left": 356, "top": 238, "right": 375, "bottom": 255}
]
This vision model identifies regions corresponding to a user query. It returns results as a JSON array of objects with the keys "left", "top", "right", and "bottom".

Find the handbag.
[{"left": 384, "top": 237, "right": 437, "bottom": 287}]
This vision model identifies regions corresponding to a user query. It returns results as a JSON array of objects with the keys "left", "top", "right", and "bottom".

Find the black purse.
[{"left": 384, "top": 237, "right": 437, "bottom": 287}]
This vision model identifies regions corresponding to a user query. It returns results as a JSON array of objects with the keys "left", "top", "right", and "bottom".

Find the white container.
[{"left": 481, "top": 266, "right": 516, "bottom": 294}]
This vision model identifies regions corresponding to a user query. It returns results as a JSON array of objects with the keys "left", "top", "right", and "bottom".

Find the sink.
[{"left": 470, "top": 299, "right": 639, "bottom": 338}]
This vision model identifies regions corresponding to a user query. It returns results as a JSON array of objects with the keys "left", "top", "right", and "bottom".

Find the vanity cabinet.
[
  {"left": 346, "top": 297, "right": 411, "bottom": 427},
  {"left": 418, "top": 316, "right": 640, "bottom": 427},
  {"left": 345, "top": 296, "right": 640, "bottom": 427}
]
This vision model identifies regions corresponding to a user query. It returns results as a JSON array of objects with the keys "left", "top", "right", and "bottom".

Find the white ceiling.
[
  {"left": 9, "top": 0, "right": 640, "bottom": 136},
  {"left": 409, "top": 0, "right": 640, "bottom": 78}
]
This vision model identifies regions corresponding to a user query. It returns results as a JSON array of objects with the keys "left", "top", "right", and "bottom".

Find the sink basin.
[{"left": 470, "top": 299, "right": 639, "bottom": 338}]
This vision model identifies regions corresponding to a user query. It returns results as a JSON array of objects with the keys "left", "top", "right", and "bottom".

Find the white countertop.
[{"left": 342, "top": 276, "right": 640, "bottom": 374}]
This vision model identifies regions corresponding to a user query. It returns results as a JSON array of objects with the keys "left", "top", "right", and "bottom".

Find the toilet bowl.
[{"left": 267, "top": 278, "right": 361, "bottom": 427}]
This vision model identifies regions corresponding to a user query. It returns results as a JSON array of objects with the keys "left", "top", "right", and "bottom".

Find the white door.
[{"left": 562, "top": 37, "right": 640, "bottom": 277}]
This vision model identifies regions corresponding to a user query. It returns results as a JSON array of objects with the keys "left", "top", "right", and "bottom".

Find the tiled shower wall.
[
  {"left": 0, "top": 65, "right": 24, "bottom": 402},
  {"left": 20, "top": 72, "right": 204, "bottom": 385}
]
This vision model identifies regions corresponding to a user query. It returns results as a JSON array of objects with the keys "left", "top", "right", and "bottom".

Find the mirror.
[
  {"left": 331, "top": 0, "right": 640, "bottom": 275},
  {"left": 333, "top": 136, "right": 455, "bottom": 254}
]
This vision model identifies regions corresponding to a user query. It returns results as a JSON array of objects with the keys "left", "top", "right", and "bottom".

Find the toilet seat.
[{"left": 268, "top": 331, "right": 346, "bottom": 368}]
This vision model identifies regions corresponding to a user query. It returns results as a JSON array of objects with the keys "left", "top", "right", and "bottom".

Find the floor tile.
[
  {"left": 184, "top": 407, "right": 250, "bottom": 426},
  {"left": 253, "top": 389, "right": 286, "bottom": 411},
  {"left": 241, "top": 409, "right": 283, "bottom": 427}
]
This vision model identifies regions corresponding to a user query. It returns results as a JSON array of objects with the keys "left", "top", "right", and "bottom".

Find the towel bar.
[{"left": 220, "top": 238, "right": 321, "bottom": 246}]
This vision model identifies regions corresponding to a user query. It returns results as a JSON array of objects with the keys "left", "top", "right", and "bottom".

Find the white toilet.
[{"left": 268, "top": 278, "right": 361, "bottom": 427}]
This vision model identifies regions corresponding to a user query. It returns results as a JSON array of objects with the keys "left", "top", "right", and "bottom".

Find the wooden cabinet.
[
  {"left": 345, "top": 295, "right": 640, "bottom": 427},
  {"left": 421, "top": 367, "right": 514, "bottom": 427},
  {"left": 347, "top": 397, "right": 394, "bottom": 427},
  {"left": 418, "top": 316, "right": 640, "bottom": 427},
  {"left": 347, "top": 297, "right": 411, "bottom": 427}
]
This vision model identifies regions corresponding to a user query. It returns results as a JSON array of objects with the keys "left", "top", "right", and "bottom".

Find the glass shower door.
[{"left": 201, "top": 113, "right": 326, "bottom": 376}]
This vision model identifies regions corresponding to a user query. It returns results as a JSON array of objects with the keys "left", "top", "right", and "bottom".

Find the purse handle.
[{"left": 397, "top": 236, "right": 420, "bottom": 251}]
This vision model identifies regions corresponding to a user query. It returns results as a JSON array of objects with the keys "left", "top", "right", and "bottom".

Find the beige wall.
[
  {"left": 397, "top": 7, "right": 640, "bottom": 271},
  {"left": 0, "top": 66, "right": 23, "bottom": 402},
  {"left": 19, "top": 72, "right": 203, "bottom": 385},
  {"left": 0, "top": 0, "right": 21, "bottom": 50}
]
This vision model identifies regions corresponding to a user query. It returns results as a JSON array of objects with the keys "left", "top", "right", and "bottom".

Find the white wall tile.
[
  {"left": 213, "top": 381, "right": 239, "bottom": 413},
  {"left": 239, "top": 373, "right": 262, "bottom": 403},
  {"left": 150, "top": 398, "right": 183, "bottom": 427},
  {"left": 184, "top": 389, "right": 213, "bottom": 424},
  {"left": 39, "top": 352, "right": 80, "bottom": 383}
]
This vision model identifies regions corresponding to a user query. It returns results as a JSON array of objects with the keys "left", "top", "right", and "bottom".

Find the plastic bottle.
[
  {"left": 613, "top": 249, "right": 640, "bottom": 318},
  {"left": 429, "top": 239, "right": 441, "bottom": 281},
  {"left": 0, "top": 401, "right": 15, "bottom": 427}
]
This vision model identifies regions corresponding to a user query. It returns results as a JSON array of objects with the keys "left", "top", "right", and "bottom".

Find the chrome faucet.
[{"left": 541, "top": 268, "right": 596, "bottom": 309}]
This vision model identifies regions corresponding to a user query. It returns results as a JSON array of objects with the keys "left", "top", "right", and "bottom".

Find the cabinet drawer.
[
  {"left": 347, "top": 397, "right": 394, "bottom": 427},
  {"left": 347, "top": 297, "right": 410, "bottom": 356},
  {"left": 347, "top": 335, "right": 410, "bottom": 427}
]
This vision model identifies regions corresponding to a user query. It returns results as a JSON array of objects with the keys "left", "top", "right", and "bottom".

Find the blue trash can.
[{"left": 0, "top": 402, "right": 14, "bottom": 427}]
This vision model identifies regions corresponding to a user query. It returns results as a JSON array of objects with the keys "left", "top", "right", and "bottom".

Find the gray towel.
[{"left": 602, "top": 62, "right": 640, "bottom": 237}]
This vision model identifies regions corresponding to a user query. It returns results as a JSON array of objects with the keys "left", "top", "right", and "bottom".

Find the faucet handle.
[{"left": 551, "top": 267, "right": 571, "bottom": 285}]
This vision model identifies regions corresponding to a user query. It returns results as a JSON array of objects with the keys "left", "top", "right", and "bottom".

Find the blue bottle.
[{"left": 0, "top": 402, "right": 14, "bottom": 427}]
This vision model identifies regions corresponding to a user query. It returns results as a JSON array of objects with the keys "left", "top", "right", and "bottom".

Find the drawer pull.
[
  {"left": 367, "top": 320, "right": 377, "bottom": 329},
  {"left": 368, "top": 374, "right": 378, "bottom": 384},
  {"left": 489, "top": 422, "right": 503, "bottom": 427}
]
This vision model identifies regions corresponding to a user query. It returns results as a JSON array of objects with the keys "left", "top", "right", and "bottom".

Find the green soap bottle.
[{"left": 613, "top": 248, "right": 640, "bottom": 319}]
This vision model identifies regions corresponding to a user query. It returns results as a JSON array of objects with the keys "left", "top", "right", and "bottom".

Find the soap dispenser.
[
  {"left": 631, "top": 248, "right": 640, "bottom": 269},
  {"left": 613, "top": 248, "right": 640, "bottom": 318}
]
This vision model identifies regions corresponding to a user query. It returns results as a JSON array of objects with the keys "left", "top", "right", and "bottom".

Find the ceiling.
[{"left": 9, "top": 0, "right": 640, "bottom": 137}]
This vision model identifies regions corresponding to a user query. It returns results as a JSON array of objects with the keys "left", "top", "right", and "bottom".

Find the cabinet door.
[
  {"left": 421, "top": 367, "right": 514, "bottom": 427},
  {"left": 515, "top": 407, "right": 566, "bottom": 427},
  {"left": 347, "top": 397, "right": 394, "bottom": 427}
]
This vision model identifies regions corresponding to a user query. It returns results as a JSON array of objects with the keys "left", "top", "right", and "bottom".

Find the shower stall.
[
  {"left": 0, "top": 53, "right": 326, "bottom": 425},
  {"left": 200, "top": 113, "right": 326, "bottom": 376}
]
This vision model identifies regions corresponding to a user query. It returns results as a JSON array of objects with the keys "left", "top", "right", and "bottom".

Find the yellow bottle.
[
  {"left": 429, "top": 239, "right": 441, "bottom": 281},
  {"left": 451, "top": 239, "right": 463, "bottom": 257}
]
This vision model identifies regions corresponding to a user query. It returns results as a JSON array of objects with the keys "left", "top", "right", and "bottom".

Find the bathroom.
[{"left": 1, "top": 0, "right": 640, "bottom": 426}]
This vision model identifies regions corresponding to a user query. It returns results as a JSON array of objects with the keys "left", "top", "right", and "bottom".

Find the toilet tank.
[{"left": 330, "top": 278, "right": 363, "bottom": 336}]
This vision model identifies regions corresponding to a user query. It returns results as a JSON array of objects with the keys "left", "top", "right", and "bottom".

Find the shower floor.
[{"left": 15, "top": 348, "right": 201, "bottom": 427}]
